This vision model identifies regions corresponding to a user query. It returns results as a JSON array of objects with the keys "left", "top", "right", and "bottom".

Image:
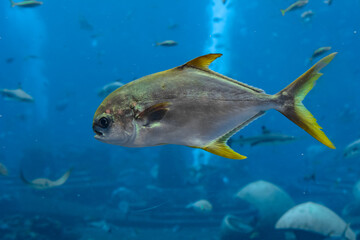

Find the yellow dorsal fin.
[
  {"left": 183, "top": 53, "right": 222, "bottom": 70},
  {"left": 197, "top": 111, "right": 265, "bottom": 160},
  {"left": 179, "top": 54, "right": 265, "bottom": 94}
]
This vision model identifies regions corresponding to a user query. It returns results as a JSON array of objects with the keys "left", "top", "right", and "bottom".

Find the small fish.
[
  {"left": 93, "top": 53, "right": 336, "bottom": 159},
  {"left": 186, "top": 199, "right": 213, "bottom": 213},
  {"left": 0, "top": 86, "right": 34, "bottom": 102},
  {"left": 229, "top": 126, "right": 297, "bottom": 147},
  {"left": 212, "top": 33, "right": 222, "bottom": 38},
  {"left": 17, "top": 113, "right": 28, "bottom": 121},
  {"left": 281, "top": 0, "right": 309, "bottom": 16},
  {"left": 98, "top": 80, "right": 124, "bottom": 98},
  {"left": 167, "top": 23, "right": 179, "bottom": 30},
  {"left": 91, "top": 33, "right": 102, "bottom": 39},
  {"left": 222, "top": 0, "right": 227, "bottom": 4},
  {"left": 10, "top": 0, "right": 43, "bottom": 8},
  {"left": 344, "top": 139, "right": 360, "bottom": 159},
  {"left": 55, "top": 99, "right": 69, "bottom": 111},
  {"left": 79, "top": 16, "right": 93, "bottom": 31},
  {"left": 20, "top": 168, "right": 73, "bottom": 190},
  {"left": 303, "top": 173, "right": 316, "bottom": 182},
  {"left": 301, "top": 10, "right": 314, "bottom": 20},
  {"left": 24, "top": 55, "right": 40, "bottom": 61},
  {"left": 5, "top": 58, "right": 14, "bottom": 64},
  {"left": 0, "top": 163, "right": 9, "bottom": 176},
  {"left": 310, "top": 47, "right": 332, "bottom": 62},
  {"left": 155, "top": 40, "right": 178, "bottom": 47},
  {"left": 324, "top": 0, "right": 333, "bottom": 6}
]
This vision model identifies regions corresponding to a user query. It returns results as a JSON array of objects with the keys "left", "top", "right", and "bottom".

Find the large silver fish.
[{"left": 93, "top": 53, "right": 336, "bottom": 159}]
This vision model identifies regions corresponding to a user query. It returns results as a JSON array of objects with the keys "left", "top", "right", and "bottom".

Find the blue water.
[{"left": 1, "top": 0, "right": 360, "bottom": 239}]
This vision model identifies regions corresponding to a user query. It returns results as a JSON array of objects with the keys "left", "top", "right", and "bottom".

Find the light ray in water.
[
  {"left": 205, "top": 0, "right": 234, "bottom": 74},
  {"left": 5, "top": 6, "right": 48, "bottom": 124},
  {"left": 192, "top": 0, "right": 235, "bottom": 164}
]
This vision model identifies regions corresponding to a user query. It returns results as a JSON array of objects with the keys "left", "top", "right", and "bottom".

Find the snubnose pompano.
[{"left": 93, "top": 53, "right": 336, "bottom": 159}]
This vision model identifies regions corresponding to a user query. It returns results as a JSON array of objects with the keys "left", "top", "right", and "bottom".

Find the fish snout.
[
  {"left": 93, "top": 122, "right": 105, "bottom": 138},
  {"left": 93, "top": 122, "right": 104, "bottom": 139}
]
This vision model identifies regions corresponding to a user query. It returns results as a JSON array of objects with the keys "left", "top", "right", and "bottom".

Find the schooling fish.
[
  {"left": 310, "top": 47, "right": 332, "bottom": 62},
  {"left": 10, "top": 0, "right": 43, "bottom": 8},
  {"left": 93, "top": 53, "right": 336, "bottom": 160},
  {"left": 20, "top": 168, "right": 72, "bottom": 190},
  {"left": 0, "top": 86, "right": 34, "bottom": 102},
  {"left": 186, "top": 199, "right": 213, "bottom": 213},
  {"left": 98, "top": 80, "right": 124, "bottom": 98},
  {"left": 301, "top": 10, "right": 314, "bottom": 21},
  {"left": 229, "top": 126, "right": 297, "bottom": 147},
  {"left": 155, "top": 40, "right": 178, "bottom": 47},
  {"left": 0, "top": 163, "right": 9, "bottom": 176},
  {"left": 281, "top": 0, "right": 309, "bottom": 16},
  {"left": 324, "top": 0, "right": 333, "bottom": 6}
]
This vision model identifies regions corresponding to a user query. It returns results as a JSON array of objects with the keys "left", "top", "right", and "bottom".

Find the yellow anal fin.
[
  {"left": 203, "top": 142, "right": 247, "bottom": 160},
  {"left": 200, "top": 111, "right": 265, "bottom": 160}
]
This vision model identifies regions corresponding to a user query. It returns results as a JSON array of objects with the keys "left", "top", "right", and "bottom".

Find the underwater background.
[{"left": 1, "top": 0, "right": 360, "bottom": 239}]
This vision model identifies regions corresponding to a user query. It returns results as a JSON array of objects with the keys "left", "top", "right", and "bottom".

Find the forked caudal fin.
[{"left": 275, "top": 53, "right": 337, "bottom": 149}]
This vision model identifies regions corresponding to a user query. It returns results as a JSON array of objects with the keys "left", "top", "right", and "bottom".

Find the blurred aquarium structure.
[{"left": 1, "top": 0, "right": 360, "bottom": 239}]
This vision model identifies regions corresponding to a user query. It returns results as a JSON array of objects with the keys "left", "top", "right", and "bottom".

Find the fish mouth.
[
  {"left": 94, "top": 129, "right": 103, "bottom": 137},
  {"left": 93, "top": 123, "right": 104, "bottom": 139}
]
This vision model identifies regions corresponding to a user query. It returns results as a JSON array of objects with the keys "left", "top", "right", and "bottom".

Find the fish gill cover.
[{"left": 0, "top": 0, "right": 359, "bottom": 239}]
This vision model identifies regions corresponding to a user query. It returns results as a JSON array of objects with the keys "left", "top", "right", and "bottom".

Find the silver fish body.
[{"left": 93, "top": 53, "right": 336, "bottom": 159}]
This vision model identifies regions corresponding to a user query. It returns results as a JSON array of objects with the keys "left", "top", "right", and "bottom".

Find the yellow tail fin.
[
  {"left": 281, "top": 9, "right": 286, "bottom": 16},
  {"left": 275, "top": 53, "right": 337, "bottom": 149}
]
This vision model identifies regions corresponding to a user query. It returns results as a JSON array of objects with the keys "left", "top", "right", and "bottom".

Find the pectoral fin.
[
  {"left": 20, "top": 170, "right": 32, "bottom": 186},
  {"left": 53, "top": 168, "right": 73, "bottom": 187},
  {"left": 195, "top": 111, "right": 265, "bottom": 160},
  {"left": 136, "top": 102, "right": 170, "bottom": 127}
]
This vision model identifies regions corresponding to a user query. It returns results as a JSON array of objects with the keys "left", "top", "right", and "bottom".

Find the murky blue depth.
[{"left": 1, "top": 0, "right": 360, "bottom": 239}]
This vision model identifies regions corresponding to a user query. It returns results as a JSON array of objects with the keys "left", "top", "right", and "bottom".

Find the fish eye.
[{"left": 98, "top": 117, "right": 110, "bottom": 128}]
